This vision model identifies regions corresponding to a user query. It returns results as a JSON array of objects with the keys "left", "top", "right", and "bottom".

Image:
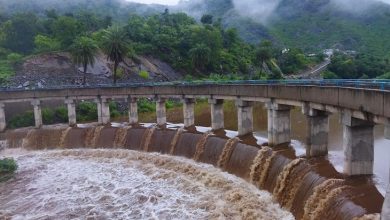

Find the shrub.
[
  {"left": 322, "top": 71, "right": 339, "bottom": 79},
  {"left": 377, "top": 72, "right": 390, "bottom": 79},
  {"left": 76, "top": 101, "right": 98, "bottom": 122},
  {"left": 8, "top": 111, "right": 34, "bottom": 128},
  {"left": 0, "top": 158, "right": 18, "bottom": 182},
  {"left": 116, "top": 67, "right": 125, "bottom": 79},
  {"left": 55, "top": 107, "right": 68, "bottom": 123},
  {"left": 0, "top": 158, "right": 17, "bottom": 173},
  {"left": 42, "top": 108, "right": 55, "bottom": 124},
  {"left": 166, "top": 100, "right": 182, "bottom": 109},
  {"left": 6, "top": 53, "right": 23, "bottom": 66},
  {"left": 138, "top": 70, "right": 149, "bottom": 79},
  {"left": 138, "top": 98, "right": 155, "bottom": 113}
]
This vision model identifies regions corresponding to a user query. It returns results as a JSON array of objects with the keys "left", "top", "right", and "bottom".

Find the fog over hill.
[{"left": 0, "top": 0, "right": 389, "bottom": 55}]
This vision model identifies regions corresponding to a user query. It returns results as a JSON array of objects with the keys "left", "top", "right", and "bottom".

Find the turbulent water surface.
[{"left": 0, "top": 149, "right": 294, "bottom": 220}]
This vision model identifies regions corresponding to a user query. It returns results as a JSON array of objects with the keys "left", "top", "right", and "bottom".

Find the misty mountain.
[
  {"left": 0, "top": 0, "right": 164, "bottom": 19},
  {"left": 175, "top": 0, "right": 390, "bottom": 56},
  {"left": 1, "top": 0, "right": 389, "bottom": 56}
]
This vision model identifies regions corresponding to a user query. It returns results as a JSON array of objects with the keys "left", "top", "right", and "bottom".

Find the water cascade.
[{"left": 1, "top": 125, "right": 384, "bottom": 219}]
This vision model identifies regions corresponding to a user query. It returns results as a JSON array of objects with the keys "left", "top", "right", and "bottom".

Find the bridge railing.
[{"left": 1, "top": 79, "right": 390, "bottom": 91}]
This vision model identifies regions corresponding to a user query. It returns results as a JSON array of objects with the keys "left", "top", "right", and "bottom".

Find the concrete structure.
[
  {"left": 209, "top": 98, "right": 224, "bottom": 130},
  {"left": 267, "top": 102, "right": 291, "bottom": 146},
  {"left": 0, "top": 83, "right": 389, "bottom": 217},
  {"left": 236, "top": 99, "right": 253, "bottom": 136},
  {"left": 0, "top": 84, "right": 389, "bottom": 176},
  {"left": 65, "top": 99, "right": 77, "bottom": 127},
  {"left": 96, "top": 98, "right": 110, "bottom": 125},
  {"left": 342, "top": 112, "right": 374, "bottom": 175},
  {"left": 385, "top": 122, "right": 390, "bottom": 139},
  {"left": 128, "top": 97, "right": 138, "bottom": 124},
  {"left": 0, "top": 103, "right": 5, "bottom": 132},
  {"left": 383, "top": 184, "right": 390, "bottom": 220},
  {"left": 183, "top": 98, "right": 195, "bottom": 128},
  {"left": 303, "top": 105, "right": 329, "bottom": 157},
  {"left": 156, "top": 97, "right": 166, "bottom": 126},
  {"left": 31, "top": 99, "right": 42, "bottom": 128}
]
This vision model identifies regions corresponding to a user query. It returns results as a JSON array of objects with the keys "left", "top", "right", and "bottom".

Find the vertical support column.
[
  {"left": 385, "top": 119, "right": 390, "bottom": 140},
  {"left": 101, "top": 98, "right": 110, "bottom": 125},
  {"left": 128, "top": 97, "right": 138, "bottom": 125},
  {"left": 0, "top": 103, "right": 5, "bottom": 132},
  {"left": 183, "top": 98, "right": 195, "bottom": 128},
  {"left": 95, "top": 98, "right": 110, "bottom": 125},
  {"left": 382, "top": 184, "right": 390, "bottom": 220},
  {"left": 31, "top": 99, "right": 42, "bottom": 128},
  {"left": 95, "top": 99, "right": 102, "bottom": 124},
  {"left": 341, "top": 112, "right": 374, "bottom": 176},
  {"left": 303, "top": 106, "right": 330, "bottom": 157},
  {"left": 267, "top": 102, "right": 291, "bottom": 147},
  {"left": 156, "top": 97, "right": 166, "bottom": 126},
  {"left": 236, "top": 99, "right": 253, "bottom": 136},
  {"left": 65, "top": 99, "right": 77, "bottom": 127},
  {"left": 208, "top": 98, "right": 224, "bottom": 130}
]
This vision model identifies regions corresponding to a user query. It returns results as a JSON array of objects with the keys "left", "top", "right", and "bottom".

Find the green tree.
[
  {"left": 53, "top": 16, "right": 82, "bottom": 48},
  {"left": 101, "top": 26, "right": 129, "bottom": 84},
  {"left": 189, "top": 43, "right": 211, "bottom": 71},
  {"left": 0, "top": 13, "right": 39, "bottom": 54},
  {"left": 201, "top": 14, "right": 213, "bottom": 25},
  {"left": 255, "top": 40, "right": 273, "bottom": 66},
  {"left": 34, "top": 35, "right": 61, "bottom": 53},
  {"left": 70, "top": 36, "right": 98, "bottom": 85}
]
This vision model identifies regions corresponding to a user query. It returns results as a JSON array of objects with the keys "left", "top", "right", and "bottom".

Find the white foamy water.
[{"left": 0, "top": 149, "right": 294, "bottom": 220}]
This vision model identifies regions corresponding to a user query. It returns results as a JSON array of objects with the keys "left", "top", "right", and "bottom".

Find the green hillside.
[{"left": 176, "top": 0, "right": 390, "bottom": 57}]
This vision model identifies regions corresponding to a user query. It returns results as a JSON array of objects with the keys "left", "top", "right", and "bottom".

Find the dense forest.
[
  {"left": 0, "top": 9, "right": 327, "bottom": 84},
  {"left": 0, "top": 0, "right": 389, "bottom": 84}
]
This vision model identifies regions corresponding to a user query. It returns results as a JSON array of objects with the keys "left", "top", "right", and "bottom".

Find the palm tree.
[
  {"left": 70, "top": 36, "right": 98, "bottom": 85},
  {"left": 101, "top": 26, "right": 129, "bottom": 84}
]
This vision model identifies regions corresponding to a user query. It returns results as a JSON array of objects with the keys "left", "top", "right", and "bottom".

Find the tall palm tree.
[
  {"left": 101, "top": 26, "right": 129, "bottom": 84},
  {"left": 70, "top": 36, "right": 98, "bottom": 85}
]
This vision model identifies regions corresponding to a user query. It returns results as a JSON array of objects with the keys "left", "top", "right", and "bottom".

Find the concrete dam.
[{"left": 0, "top": 82, "right": 389, "bottom": 219}]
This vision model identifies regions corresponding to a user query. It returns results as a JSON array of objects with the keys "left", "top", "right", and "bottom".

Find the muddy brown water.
[
  {"left": 1, "top": 100, "right": 388, "bottom": 219},
  {"left": 1, "top": 123, "right": 384, "bottom": 220}
]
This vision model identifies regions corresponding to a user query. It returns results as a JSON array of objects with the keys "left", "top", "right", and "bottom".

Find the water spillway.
[{"left": 0, "top": 125, "right": 383, "bottom": 219}]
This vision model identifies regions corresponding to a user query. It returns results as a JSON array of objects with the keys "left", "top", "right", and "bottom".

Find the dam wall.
[{"left": 1, "top": 125, "right": 384, "bottom": 220}]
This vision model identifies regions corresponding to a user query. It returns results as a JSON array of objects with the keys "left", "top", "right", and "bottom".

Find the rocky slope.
[{"left": 10, "top": 52, "right": 183, "bottom": 88}]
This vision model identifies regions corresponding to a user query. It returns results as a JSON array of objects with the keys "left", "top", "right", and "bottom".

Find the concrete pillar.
[
  {"left": 65, "top": 99, "right": 77, "bottom": 127},
  {"left": 0, "top": 103, "right": 5, "bottom": 132},
  {"left": 31, "top": 99, "right": 42, "bottom": 128},
  {"left": 383, "top": 184, "right": 390, "bottom": 220},
  {"left": 303, "top": 107, "right": 329, "bottom": 157},
  {"left": 209, "top": 98, "right": 224, "bottom": 130},
  {"left": 156, "top": 97, "right": 166, "bottom": 126},
  {"left": 236, "top": 99, "right": 253, "bottom": 136},
  {"left": 128, "top": 97, "right": 138, "bottom": 124},
  {"left": 341, "top": 112, "right": 374, "bottom": 176},
  {"left": 385, "top": 120, "right": 390, "bottom": 140},
  {"left": 267, "top": 102, "right": 291, "bottom": 146},
  {"left": 183, "top": 98, "right": 195, "bottom": 128},
  {"left": 95, "top": 98, "right": 110, "bottom": 125}
]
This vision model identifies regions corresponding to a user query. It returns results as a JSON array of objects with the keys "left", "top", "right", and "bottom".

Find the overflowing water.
[
  {"left": 0, "top": 124, "right": 384, "bottom": 219},
  {"left": 0, "top": 149, "right": 293, "bottom": 220}
]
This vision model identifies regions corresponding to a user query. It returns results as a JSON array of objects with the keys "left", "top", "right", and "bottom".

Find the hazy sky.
[
  {"left": 125, "top": 0, "right": 390, "bottom": 6},
  {"left": 125, "top": 0, "right": 180, "bottom": 5}
]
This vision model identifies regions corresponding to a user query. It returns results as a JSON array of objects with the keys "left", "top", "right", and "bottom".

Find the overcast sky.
[
  {"left": 125, "top": 0, "right": 390, "bottom": 6},
  {"left": 125, "top": 0, "right": 180, "bottom": 5}
]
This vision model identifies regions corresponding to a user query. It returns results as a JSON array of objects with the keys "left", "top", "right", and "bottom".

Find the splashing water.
[{"left": 0, "top": 149, "right": 294, "bottom": 220}]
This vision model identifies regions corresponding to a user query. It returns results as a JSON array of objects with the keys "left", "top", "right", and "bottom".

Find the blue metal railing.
[{"left": 0, "top": 79, "right": 390, "bottom": 91}]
